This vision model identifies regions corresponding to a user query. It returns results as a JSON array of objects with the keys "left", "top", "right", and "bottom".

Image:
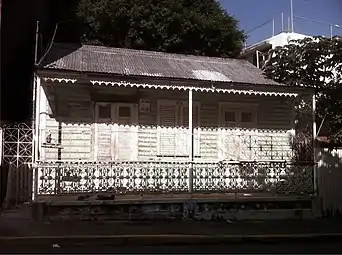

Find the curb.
[{"left": 1, "top": 233, "right": 342, "bottom": 246}]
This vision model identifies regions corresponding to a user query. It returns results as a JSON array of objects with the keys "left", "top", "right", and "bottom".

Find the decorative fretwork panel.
[
  {"left": 193, "top": 161, "right": 314, "bottom": 194},
  {"left": 37, "top": 161, "right": 189, "bottom": 194},
  {"left": 36, "top": 161, "right": 314, "bottom": 196},
  {"left": 218, "top": 129, "right": 297, "bottom": 161},
  {"left": 2, "top": 123, "right": 33, "bottom": 167}
]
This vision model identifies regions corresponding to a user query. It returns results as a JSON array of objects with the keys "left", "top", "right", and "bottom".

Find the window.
[
  {"left": 241, "top": 112, "right": 253, "bottom": 123},
  {"left": 219, "top": 103, "right": 257, "bottom": 128},
  {"left": 225, "top": 111, "right": 236, "bottom": 122},
  {"left": 95, "top": 103, "right": 135, "bottom": 123},
  {"left": 118, "top": 106, "right": 131, "bottom": 118},
  {"left": 98, "top": 104, "right": 111, "bottom": 119}
]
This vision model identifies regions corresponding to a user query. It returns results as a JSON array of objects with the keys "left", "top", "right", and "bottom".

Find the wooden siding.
[
  {"left": 39, "top": 83, "right": 295, "bottom": 161},
  {"left": 40, "top": 83, "right": 93, "bottom": 161}
]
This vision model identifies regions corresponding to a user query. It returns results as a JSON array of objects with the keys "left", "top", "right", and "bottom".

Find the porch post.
[
  {"left": 188, "top": 89, "right": 194, "bottom": 193},
  {"left": 312, "top": 93, "right": 317, "bottom": 193},
  {"left": 32, "top": 75, "right": 41, "bottom": 201}
]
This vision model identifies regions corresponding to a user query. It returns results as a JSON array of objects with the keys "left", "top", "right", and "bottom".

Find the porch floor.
[{"left": 38, "top": 192, "right": 314, "bottom": 205}]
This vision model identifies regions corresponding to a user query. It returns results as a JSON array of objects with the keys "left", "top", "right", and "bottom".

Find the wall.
[
  {"left": 317, "top": 147, "right": 342, "bottom": 217},
  {"left": 38, "top": 81, "right": 295, "bottom": 162},
  {"left": 39, "top": 83, "right": 93, "bottom": 161},
  {"left": 267, "top": 32, "right": 309, "bottom": 49}
]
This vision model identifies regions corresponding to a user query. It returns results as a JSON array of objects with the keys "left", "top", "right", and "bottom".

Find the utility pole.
[{"left": 34, "top": 21, "right": 39, "bottom": 65}]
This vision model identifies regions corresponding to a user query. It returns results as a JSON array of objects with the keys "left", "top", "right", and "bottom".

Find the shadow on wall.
[{"left": 317, "top": 145, "right": 342, "bottom": 218}]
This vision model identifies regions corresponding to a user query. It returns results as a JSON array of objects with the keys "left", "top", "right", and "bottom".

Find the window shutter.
[
  {"left": 94, "top": 103, "right": 114, "bottom": 161},
  {"left": 158, "top": 101, "right": 177, "bottom": 156}
]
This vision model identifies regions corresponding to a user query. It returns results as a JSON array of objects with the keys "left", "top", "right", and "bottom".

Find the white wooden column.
[
  {"left": 32, "top": 75, "right": 41, "bottom": 201},
  {"left": 188, "top": 89, "right": 194, "bottom": 193}
]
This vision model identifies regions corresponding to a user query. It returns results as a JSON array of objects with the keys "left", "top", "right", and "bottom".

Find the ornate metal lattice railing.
[
  {"left": 36, "top": 160, "right": 314, "bottom": 196},
  {"left": 1, "top": 123, "right": 33, "bottom": 167}
]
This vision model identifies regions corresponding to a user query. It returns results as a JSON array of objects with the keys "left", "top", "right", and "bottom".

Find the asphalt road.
[{"left": 2, "top": 241, "right": 342, "bottom": 254}]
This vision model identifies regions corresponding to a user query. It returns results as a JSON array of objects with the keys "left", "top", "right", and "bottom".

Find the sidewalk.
[{"left": 1, "top": 206, "right": 342, "bottom": 246}]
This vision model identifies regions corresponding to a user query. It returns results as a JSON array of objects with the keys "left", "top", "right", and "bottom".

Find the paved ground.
[
  {"left": 2, "top": 242, "right": 342, "bottom": 254},
  {"left": 1, "top": 205, "right": 342, "bottom": 253},
  {"left": 1, "top": 211, "right": 342, "bottom": 238}
]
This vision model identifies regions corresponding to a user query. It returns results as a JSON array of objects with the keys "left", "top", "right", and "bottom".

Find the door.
[
  {"left": 219, "top": 106, "right": 241, "bottom": 161},
  {"left": 114, "top": 103, "right": 138, "bottom": 161},
  {"left": 218, "top": 103, "right": 258, "bottom": 161},
  {"left": 94, "top": 103, "right": 138, "bottom": 161},
  {"left": 94, "top": 103, "right": 115, "bottom": 161},
  {"left": 157, "top": 100, "right": 178, "bottom": 156}
]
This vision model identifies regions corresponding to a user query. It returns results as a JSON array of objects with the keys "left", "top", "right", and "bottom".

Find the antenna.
[
  {"left": 34, "top": 21, "right": 39, "bottom": 65},
  {"left": 281, "top": 13, "right": 284, "bottom": 32},
  {"left": 272, "top": 18, "right": 275, "bottom": 36},
  {"left": 290, "top": 0, "right": 294, "bottom": 32}
]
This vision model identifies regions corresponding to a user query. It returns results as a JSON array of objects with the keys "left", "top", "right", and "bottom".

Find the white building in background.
[{"left": 239, "top": 32, "right": 310, "bottom": 68}]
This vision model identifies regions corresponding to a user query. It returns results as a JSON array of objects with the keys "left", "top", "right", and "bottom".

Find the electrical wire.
[
  {"left": 246, "top": 18, "right": 274, "bottom": 35},
  {"left": 36, "top": 23, "right": 59, "bottom": 66}
]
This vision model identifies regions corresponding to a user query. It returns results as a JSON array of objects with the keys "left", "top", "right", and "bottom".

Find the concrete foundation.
[{"left": 32, "top": 196, "right": 315, "bottom": 221}]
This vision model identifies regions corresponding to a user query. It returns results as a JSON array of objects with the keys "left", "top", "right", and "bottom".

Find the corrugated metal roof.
[{"left": 39, "top": 43, "right": 282, "bottom": 86}]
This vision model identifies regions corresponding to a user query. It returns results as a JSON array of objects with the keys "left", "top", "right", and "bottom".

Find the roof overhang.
[
  {"left": 89, "top": 79, "right": 298, "bottom": 97},
  {"left": 37, "top": 69, "right": 317, "bottom": 98}
]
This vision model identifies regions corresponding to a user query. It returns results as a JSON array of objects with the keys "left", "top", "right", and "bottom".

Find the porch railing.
[{"left": 35, "top": 160, "right": 315, "bottom": 196}]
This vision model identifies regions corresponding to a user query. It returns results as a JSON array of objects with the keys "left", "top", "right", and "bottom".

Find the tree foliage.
[
  {"left": 263, "top": 36, "right": 342, "bottom": 143},
  {"left": 75, "top": 0, "right": 246, "bottom": 57}
]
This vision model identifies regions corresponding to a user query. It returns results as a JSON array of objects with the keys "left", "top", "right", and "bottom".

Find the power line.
[
  {"left": 294, "top": 15, "right": 340, "bottom": 28},
  {"left": 246, "top": 18, "right": 274, "bottom": 35}
]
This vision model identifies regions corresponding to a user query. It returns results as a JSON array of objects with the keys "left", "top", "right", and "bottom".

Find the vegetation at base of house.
[
  {"left": 263, "top": 36, "right": 342, "bottom": 144},
  {"left": 49, "top": 0, "right": 246, "bottom": 58}
]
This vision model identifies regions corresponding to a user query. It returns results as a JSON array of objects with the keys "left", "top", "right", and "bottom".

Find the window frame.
[
  {"left": 94, "top": 102, "right": 137, "bottom": 123},
  {"left": 218, "top": 102, "right": 258, "bottom": 128}
]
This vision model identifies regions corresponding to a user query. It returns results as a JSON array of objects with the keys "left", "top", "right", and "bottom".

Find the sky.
[{"left": 219, "top": 0, "right": 342, "bottom": 46}]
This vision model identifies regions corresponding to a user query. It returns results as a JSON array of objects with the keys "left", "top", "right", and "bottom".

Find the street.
[{"left": 1, "top": 241, "right": 342, "bottom": 254}]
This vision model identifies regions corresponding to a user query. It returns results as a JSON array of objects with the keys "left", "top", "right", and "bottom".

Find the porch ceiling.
[{"left": 38, "top": 43, "right": 282, "bottom": 87}]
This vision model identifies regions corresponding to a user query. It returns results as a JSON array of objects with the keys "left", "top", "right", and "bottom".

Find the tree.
[
  {"left": 75, "top": 0, "right": 246, "bottom": 57},
  {"left": 263, "top": 36, "right": 342, "bottom": 144}
]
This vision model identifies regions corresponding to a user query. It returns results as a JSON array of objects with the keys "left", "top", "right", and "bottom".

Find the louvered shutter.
[
  {"left": 94, "top": 103, "right": 114, "bottom": 161},
  {"left": 158, "top": 101, "right": 177, "bottom": 156}
]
